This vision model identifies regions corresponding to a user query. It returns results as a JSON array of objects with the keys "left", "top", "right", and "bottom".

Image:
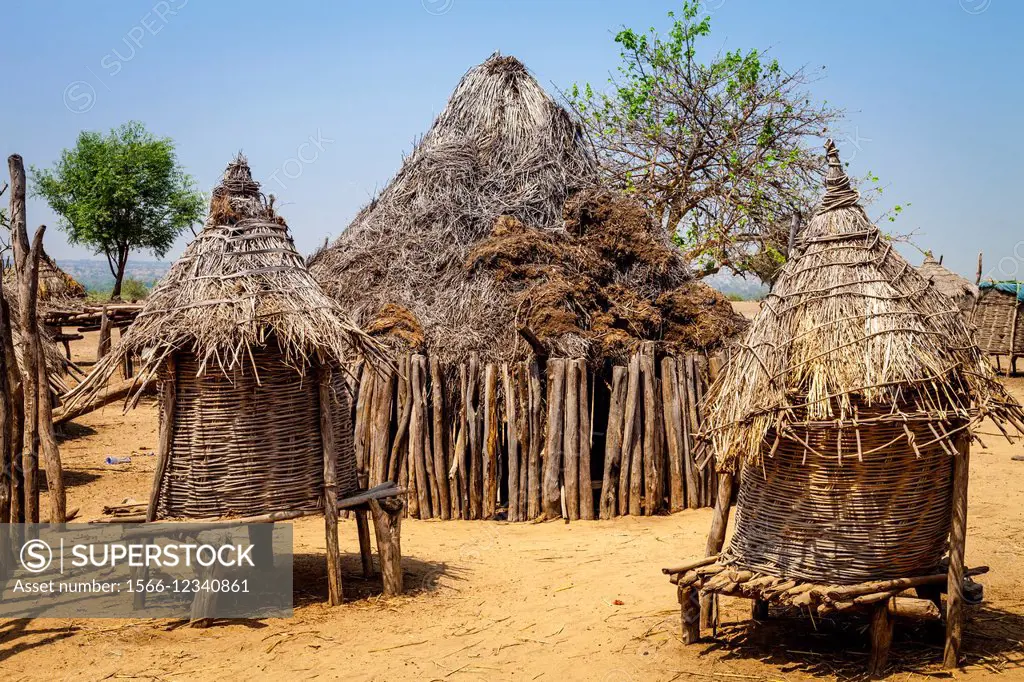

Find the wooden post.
[
  {"left": 700, "top": 472, "right": 735, "bottom": 628},
  {"left": 0, "top": 291, "right": 22, "bottom": 524},
  {"left": 97, "top": 306, "right": 112, "bottom": 362},
  {"left": 32, "top": 242, "right": 66, "bottom": 522},
  {"left": 563, "top": 360, "right": 580, "bottom": 521},
  {"left": 640, "top": 344, "right": 658, "bottom": 516},
  {"left": 410, "top": 355, "right": 431, "bottom": 518},
  {"left": 418, "top": 356, "right": 438, "bottom": 518},
  {"left": 319, "top": 365, "right": 343, "bottom": 606},
  {"left": 681, "top": 356, "right": 701, "bottom": 508},
  {"left": 619, "top": 354, "right": 641, "bottom": 515},
  {"left": 370, "top": 366, "right": 395, "bottom": 487},
  {"left": 944, "top": 441, "right": 971, "bottom": 669},
  {"left": 353, "top": 365, "right": 374, "bottom": 488},
  {"left": 680, "top": 586, "right": 700, "bottom": 644},
  {"left": 147, "top": 358, "right": 177, "bottom": 521},
  {"left": 455, "top": 364, "right": 469, "bottom": 519},
  {"left": 354, "top": 510, "right": 372, "bottom": 577},
  {"left": 576, "top": 360, "right": 594, "bottom": 521},
  {"left": 368, "top": 497, "right": 404, "bottom": 596},
  {"left": 600, "top": 366, "right": 627, "bottom": 519},
  {"left": 975, "top": 251, "right": 983, "bottom": 285},
  {"left": 430, "top": 357, "right": 451, "bottom": 520},
  {"left": 388, "top": 355, "right": 412, "bottom": 484},
  {"left": 868, "top": 601, "right": 894, "bottom": 678},
  {"left": 661, "top": 357, "right": 685, "bottom": 512},
  {"left": 483, "top": 364, "right": 499, "bottom": 519},
  {"left": 503, "top": 364, "right": 520, "bottom": 522},
  {"left": 541, "top": 359, "right": 566, "bottom": 519},
  {"left": 0, "top": 275, "right": 12, "bottom": 527},
  {"left": 527, "top": 360, "right": 543, "bottom": 519},
  {"left": 515, "top": 362, "right": 531, "bottom": 521},
  {"left": 467, "top": 355, "right": 482, "bottom": 520}
]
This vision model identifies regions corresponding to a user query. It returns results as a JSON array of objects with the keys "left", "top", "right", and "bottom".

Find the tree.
[
  {"left": 31, "top": 121, "right": 203, "bottom": 299},
  {"left": 568, "top": 2, "right": 843, "bottom": 283}
]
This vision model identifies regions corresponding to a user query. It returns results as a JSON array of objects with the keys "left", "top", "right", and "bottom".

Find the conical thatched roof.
[
  {"left": 68, "top": 155, "right": 382, "bottom": 403},
  {"left": 702, "top": 140, "right": 1024, "bottom": 470},
  {"left": 310, "top": 52, "right": 743, "bottom": 362},
  {"left": 917, "top": 254, "right": 978, "bottom": 312},
  {"left": 5, "top": 247, "right": 86, "bottom": 302}
]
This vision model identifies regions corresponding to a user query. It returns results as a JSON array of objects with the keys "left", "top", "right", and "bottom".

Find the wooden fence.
[{"left": 346, "top": 341, "right": 718, "bottom": 521}]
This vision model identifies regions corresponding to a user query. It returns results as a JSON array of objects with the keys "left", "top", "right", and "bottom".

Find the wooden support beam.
[
  {"left": 868, "top": 601, "right": 894, "bottom": 678},
  {"left": 319, "top": 365, "right": 343, "bottom": 606},
  {"left": 503, "top": 364, "right": 520, "bottom": 523},
  {"left": 620, "top": 354, "right": 641, "bottom": 516},
  {"left": 541, "top": 359, "right": 566, "bottom": 519},
  {"left": 483, "top": 364, "right": 499, "bottom": 519},
  {"left": 564, "top": 359, "right": 580, "bottom": 521},
  {"left": 600, "top": 366, "right": 627, "bottom": 519},
  {"left": 680, "top": 586, "right": 700, "bottom": 644},
  {"left": 944, "top": 440, "right": 970, "bottom": 669},
  {"left": 355, "top": 510, "right": 373, "bottom": 578},
  {"left": 576, "top": 360, "right": 594, "bottom": 521},
  {"left": 640, "top": 343, "right": 658, "bottom": 516},
  {"left": 526, "top": 361, "right": 543, "bottom": 519},
  {"left": 368, "top": 497, "right": 403, "bottom": 597},
  {"left": 701, "top": 472, "right": 735, "bottom": 628},
  {"left": 430, "top": 357, "right": 451, "bottom": 520}
]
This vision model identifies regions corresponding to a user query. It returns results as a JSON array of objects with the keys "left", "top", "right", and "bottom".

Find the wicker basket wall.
[
  {"left": 973, "top": 288, "right": 1024, "bottom": 357},
  {"left": 156, "top": 350, "right": 359, "bottom": 519},
  {"left": 723, "top": 413, "right": 960, "bottom": 584}
]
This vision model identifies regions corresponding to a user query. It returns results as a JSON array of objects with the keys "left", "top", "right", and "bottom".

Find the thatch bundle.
[
  {"left": 67, "top": 155, "right": 382, "bottom": 519},
  {"left": 700, "top": 140, "right": 1024, "bottom": 583},
  {"left": 917, "top": 254, "right": 978, "bottom": 316},
  {"left": 310, "top": 53, "right": 741, "bottom": 363}
]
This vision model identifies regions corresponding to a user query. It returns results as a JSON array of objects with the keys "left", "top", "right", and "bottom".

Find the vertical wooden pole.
[
  {"left": 410, "top": 355, "right": 431, "bottom": 518},
  {"left": 368, "top": 497, "right": 403, "bottom": 596},
  {"left": 700, "top": 472, "right": 735, "bottom": 628},
  {"left": 640, "top": 343, "right": 658, "bottom": 516},
  {"left": 319, "top": 365, "right": 343, "bottom": 606},
  {"left": 503, "top": 364, "right": 520, "bottom": 523},
  {"left": 0, "top": 274, "right": 12, "bottom": 526},
  {"left": 542, "top": 359, "right": 566, "bottom": 519},
  {"left": 97, "top": 306, "right": 112, "bottom": 362},
  {"left": 661, "top": 356, "right": 685, "bottom": 512},
  {"left": 353, "top": 366, "right": 374, "bottom": 490},
  {"left": 680, "top": 586, "right": 700, "bottom": 644},
  {"left": 944, "top": 441, "right": 971, "bottom": 669},
  {"left": 370, "top": 366, "right": 395, "bottom": 486},
  {"left": 418, "top": 356, "right": 438, "bottom": 518},
  {"left": 0, "top": 293, "right": 22, "bottom": 525},
  {"left": 388, "top": 356, "right": 412, "bottom": 484},
  {"left": 429, "top": 357, "right": 450, "bottom": 520},
  {"left": 577, "top": 360, "right": 594, "bottom": 521},
  {"left": 563, "top": 360, "right": 580, "bottom": 521},
  {"left": 455, "top": 363, "right": 469, "bottom": 519},
  {"left": 619, "top": 354, "right": 641, "bottom": 516},
  {"left": 527, "top": 360, "right": 543, "bottom": 519},
  {"left": 868, "top": 601, "right": 894, "bottom": 678},
  {"left": 356, "top": 510, "right": 373, "bottom": 577},
  {"left": 467, "top": 355, "right": 482, "bottom": 520},
  {"left": 147, "top": 357, "right": 177, "bottom": 522},
  {"left": 515, "top": 362, "right": 531, "bottom": 521},
  {"left": 682, "top": 356, "right": 701, "bottom": 508},
  {"left": 483, "top": 364, "right": 499, "bottom": 519},
  {"left": 600, "top": 366, "right": 627, "bottom": 519}
]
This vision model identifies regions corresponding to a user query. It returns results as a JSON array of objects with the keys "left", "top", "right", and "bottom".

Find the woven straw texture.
[
  {"left": 974, "top": 287, "right": 1024, "bottom": 358},
  {"left": 917, "top": 255, "right": 978, "bottom": 316},
  {"left": 156, "top": 350, "right": 358, "bottom": 519},
  {"left": 724, "top": 407, "right": 959, "bottom": 584}
]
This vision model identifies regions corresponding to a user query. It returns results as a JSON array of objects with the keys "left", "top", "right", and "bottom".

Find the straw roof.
[
  {"left": 310, "top": 52, "right": 743, "bottom": 363},
  {"left": 4, "top": 247, "right": 86, "bottom": 302},
  {"left": 917, "top": 254, "right": 978, "bottom": 311},
  {"left": 68, "top": 155, "right": 383, "bottom": 404},
  {"left": 701, "top": 140, "right": 1024, "bottom": 470}
]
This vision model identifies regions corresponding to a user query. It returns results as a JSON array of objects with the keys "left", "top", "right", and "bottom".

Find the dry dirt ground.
[{"left": 3, "top": 332, "right": 1024, "bottom": 681}]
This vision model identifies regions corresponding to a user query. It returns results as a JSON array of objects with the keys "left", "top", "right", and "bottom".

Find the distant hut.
[
  {"left": 310, "top": 53, "right": 745, "bottom": 522},
  {"left": 667, "top": 141, "right": 1024, "bottom": 674},
  {"left": 973, "top": 280, "right": 1023, "bottom": 373},
  {"left": 69, "top": 156, "right": 401, "bottom": 602},
  {"left": 918, "top": 253, "right": 978, "bottom": 317},
  {"left": 4, "top": 245, "right": 86, "bottom": 303}
]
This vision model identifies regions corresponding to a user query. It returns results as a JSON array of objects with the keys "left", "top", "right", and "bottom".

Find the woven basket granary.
[
  {"left": 699, "top": 140, "right": 1024, "bottom": 585},
  {"left": 973, "top": 283, "right": 1024, "bottom": 359}
]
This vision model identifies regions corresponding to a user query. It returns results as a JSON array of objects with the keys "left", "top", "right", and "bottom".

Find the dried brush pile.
[
  {"left": 67, "top": 155, "right": 382, "bottom": 406},
  {"left": 310, "top": 52, "right": 741, "bottom": 362}
]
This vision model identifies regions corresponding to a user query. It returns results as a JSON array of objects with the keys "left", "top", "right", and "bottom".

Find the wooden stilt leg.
[
  {"left": 701, "top": 472, "right": 735, "bottom": 629},
  {"left": 944, "top": 442, "right": 971, "bottom": 669},
  {"left": 319, "top": 366, "right": 343, "bottom": 606},
  {"left": 356, "top": 510, "right": 373, "bottom": 577},
  {"left": 679, "top": 585, "right": 700, "bottom": 644},
  {"left": 868, "top": 600, "right": 894, "bottom": 678},
  {"left": 751, "top": 599, "right": 769, "bottom": 620},
  {"left": 369, "top": 497, "right": 404, "bottom": 597}
]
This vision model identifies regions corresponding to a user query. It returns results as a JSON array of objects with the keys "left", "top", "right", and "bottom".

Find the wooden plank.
[
  {"left": 564, "top": 359, "right": 580, "bottom": 521},
  {"left": 541, "top": 359, "right": 566, "bottom": 519},
  {"left": 527, "top": 360, "right": 543, "bottom": 519},
  {"left": 576, "top": 360, "right": 594, "bottom": 520},
  {"left": 418, "top": 356, "right": 438, "bottom": 518},
  {"left": 661, "top": 356, "right": 685, "bottom": 512},
  {"left": 429, "top": 357, "right": 451, "bottom": 520},
  {"left": 640, "top": 343, "right": 658, "bottom": 516},
  {"left": 515, "top": 362, "right": 530, "bottom": 521},
  {"left": 619, "top": 354, "right": 641, "bottom": 516},
  {"left": 409, "top": 355, "right": 431, "bottom": 518},
  {"left": 600, "top": 366, "right": 627, "bottom": 519}
]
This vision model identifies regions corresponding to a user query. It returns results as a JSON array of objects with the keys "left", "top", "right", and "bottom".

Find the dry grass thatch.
[
  {"left": 701, "top": 140, "right": 1024, "bottom": 471},
  {"left": 4, "top": 248, "right": 86, "bottom": 303},
  {"left": 66, "top": 155, "right": 383, "bottom": 406},
  {"left": 917, "top": 254, "right": 978, "bottom": 314},
  {"left": 309, "top": 52, "right": 742, "bottom": 363}
]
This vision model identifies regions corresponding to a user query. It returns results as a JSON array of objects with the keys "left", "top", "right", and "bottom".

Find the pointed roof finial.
[
  {"left": 818, "top": 139, "right": 860, "bottom": 214},
  {"left": 214, "top": 153, "right": 260, "bottom": 199}
]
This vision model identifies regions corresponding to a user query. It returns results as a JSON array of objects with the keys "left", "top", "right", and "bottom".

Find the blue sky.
[{"left": 3, "top": 0, "right": 1020, "bottom": 281}]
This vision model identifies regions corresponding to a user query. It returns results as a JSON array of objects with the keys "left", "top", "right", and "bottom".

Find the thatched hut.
[
  {"left": 310, "top": 53, "right": 745, "bottom": 522},
  {"left": 973, "top": 280, "right": 1023, "bottom": 373},
  {"left": 666, "top": 141, "right": 1024, "bottom": 674},
  {"left": 918, "top": 254, "right": 978, "bottom": 317},
  {"left": 69, "top": 156, "right": 403, "bottom": 603},
  {"left": 4, "top": 246, "right": 86, "bottom": 303}
]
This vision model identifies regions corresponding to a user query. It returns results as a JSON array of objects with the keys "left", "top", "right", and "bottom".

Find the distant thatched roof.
[
  {"left": 702, "top": 140, "right": 1024, "bottom": 470},
  {"left": 917, "top": 254, "right": 978, "bottom": 312},
  {"left": 310, "top": 52, "right": 743, "bottom": 362},
  {"left": 68, "top": 155, "right": 383, "bottom": 405},
  {"left": 4, "top": 246, "right": 86, "bottom": 303}
]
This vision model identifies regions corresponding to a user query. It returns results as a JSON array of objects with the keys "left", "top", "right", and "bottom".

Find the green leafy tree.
[
  {"left": 31, "top": 121, "right": 203, "bottom": 299},
  {"left": 568, "top": 2, "right": 844, "bottom": 283}
]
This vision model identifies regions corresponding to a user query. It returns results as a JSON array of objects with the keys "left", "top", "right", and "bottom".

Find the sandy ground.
[{"left": 2, "top": 332, "right": 1024, "bottom": 681}]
